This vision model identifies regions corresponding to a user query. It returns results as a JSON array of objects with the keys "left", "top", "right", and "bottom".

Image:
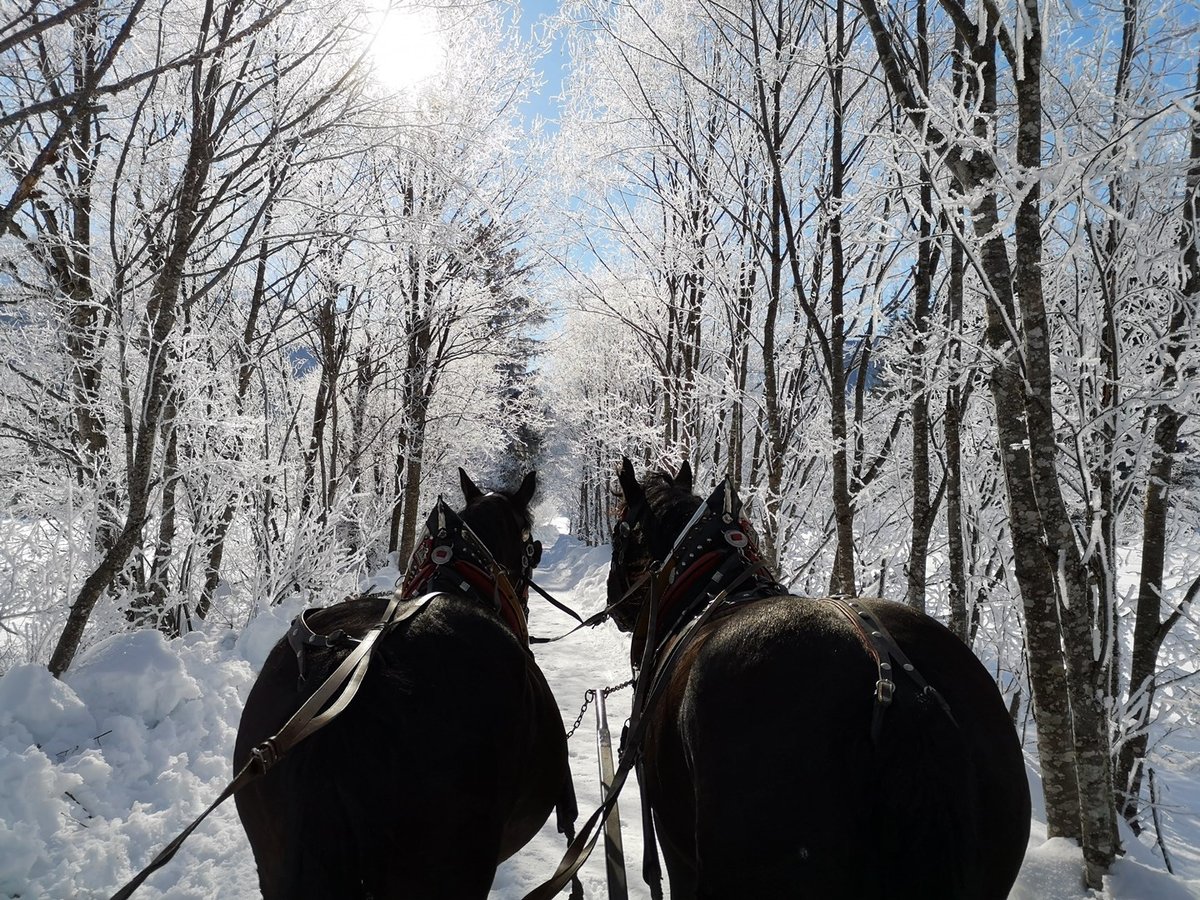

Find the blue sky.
[{"left": 521, "top": 0, "right": 569, "bottom": 130}]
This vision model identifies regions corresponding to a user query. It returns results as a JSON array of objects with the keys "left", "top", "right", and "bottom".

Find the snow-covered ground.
[{"left": 0, "top": 527, "right": 1197, "bottom": 899}]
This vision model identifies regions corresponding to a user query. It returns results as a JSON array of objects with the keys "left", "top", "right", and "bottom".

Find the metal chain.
[
  {"left": 565, "top": 690, "right": 595, "bottom": 741},
  {"left": 564, "top": 678, "right": 635, "bottom": 741}
]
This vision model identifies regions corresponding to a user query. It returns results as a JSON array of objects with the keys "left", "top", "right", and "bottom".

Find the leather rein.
[
  {"left": 110, "top": 589, "right": 437, "bottom": 900},
  {"left": 521, "top": 478, "right": 778, "bottom": 899}
]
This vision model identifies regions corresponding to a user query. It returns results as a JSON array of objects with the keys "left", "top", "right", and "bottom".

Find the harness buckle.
[
  {"left": 875, "top": 678, "right": 895, "bottom": 705},
  {"left": 252, "top": 739, "right": 280, "bottom": 773}
]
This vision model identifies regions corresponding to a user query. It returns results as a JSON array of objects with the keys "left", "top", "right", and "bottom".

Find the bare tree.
[
  {"left": 860, "top": 0, "right": 1119, "bottom": 882},
  {"left": 42, "top": 0, "right": 364, "bottom": 673},
  {"left": 1117, "top": 55, "right": 1200, "bottom": 829}
]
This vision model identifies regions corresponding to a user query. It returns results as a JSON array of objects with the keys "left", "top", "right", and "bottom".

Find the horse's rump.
[
  {"left": 650, "top": 596, "right": 1026, "bottom": 899},
  {"left": 234, "top": 594, "right": 567, "bottom": 898}
]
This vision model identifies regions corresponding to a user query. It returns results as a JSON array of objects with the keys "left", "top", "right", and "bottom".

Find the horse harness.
[
  {"left": 519, "top": 481, "right": 786, "bottom": 900},
  {"left": 822, "top": 596, "right": 959, "bottom": 742},
  {"left": 287, "top": 495, "right": 540, "bottom": 688},
  {"left": 614, "top": 479, "right": 960, "bottom": 900},
  {"left": 620, "top": 478, "right": 958, "bottom": 747},
  {"left": 111, "top": 589, "right": 438, "bottom": 900}
]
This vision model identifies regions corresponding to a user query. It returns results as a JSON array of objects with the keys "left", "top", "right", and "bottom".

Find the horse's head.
[
  {"left": 606, "top": 456, "right": 702, "bottom": 633},
  {"left": 457, "top": 467, "right": 542, "bottom": 604}
]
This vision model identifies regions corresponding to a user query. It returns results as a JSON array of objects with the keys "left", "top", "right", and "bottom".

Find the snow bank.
[
  {"left": 72, "top": 630, "right": 201, "bottom": 728},
  {"left": 0, "top": 663, "right": 97, "bottom": 751},
  {"left": 0, "top": 624, "right": 260, "bottom": 898},
  {"left": 1013, "top": 832, "right": 1200, "bottom": 900}
]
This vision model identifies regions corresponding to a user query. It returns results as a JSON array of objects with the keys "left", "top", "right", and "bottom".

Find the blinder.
[{"left": 611, "top": 498, "right": 650, "bottom": 589}]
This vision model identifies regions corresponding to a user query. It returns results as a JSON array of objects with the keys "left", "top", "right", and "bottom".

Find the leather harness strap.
[
  {"left": 287, "top": 606, "right": 365, "bottom": 685},
  {"left": 113, "top": 496, "right": 562, "bottom": 900},
  {"left": 400, "top": 497, "right": 534, "bottom": 644},
  {"left": 527, "top": 477, "right": 962, "bottom": 900},
  {"left": 529, "top": 569, "right": 653, "bottom": 645},
  {"left": 519, "top": 560, "right": 769, "bottom": 900},
  {"left": 528, "top": 579, "right": 586, "bottom": 624},
  {"left": 822, "top": 596, "right": 959, "bottom": 744}
]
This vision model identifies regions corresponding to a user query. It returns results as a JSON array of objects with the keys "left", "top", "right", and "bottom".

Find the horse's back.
[
  {"left": 233, "top": 595, "right": 568, "bottom": 899},
  {"left": 658, "top": 595, "right": 1028, "bottom": 899}
]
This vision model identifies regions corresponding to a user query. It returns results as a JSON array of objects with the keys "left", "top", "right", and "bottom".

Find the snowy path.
[
  {"left": 491, "top": 534, "right": 651, "bottom": 900},
  {"left": 0, "top": 528, "right": 1197, "bottom": 898}
]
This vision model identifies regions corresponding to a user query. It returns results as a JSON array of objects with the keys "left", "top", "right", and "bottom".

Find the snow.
[{"left": 0, "top": 530, "right": 1197, "bottom": 899}]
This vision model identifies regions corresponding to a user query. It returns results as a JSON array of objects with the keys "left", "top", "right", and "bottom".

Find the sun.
[{"left": 368, "top": 6, "right": 446, "bottom": 92}]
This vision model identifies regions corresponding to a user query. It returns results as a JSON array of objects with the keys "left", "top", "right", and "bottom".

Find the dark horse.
[
  {"left": 234, "top": 470, "right": 574, "bottom": 899},
  {"left": 608, "top": 459, "right": 1030, "bottom": 900}
]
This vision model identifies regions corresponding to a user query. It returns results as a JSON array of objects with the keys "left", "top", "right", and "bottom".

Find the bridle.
[
  {"left": 613, "top": 477, "right": 784, "bottom": 669},
  {"left": 399, "top": 494, "right": 540, "bottom": 643},
  {"left": 287, "top": 495, "right": 542, "bottom": 688},
  {"left": 609, "top": 496, "right": 651, "bottom": 619},
  {"left": 523, "top": 503, "right": 653, "bottom": 645}
]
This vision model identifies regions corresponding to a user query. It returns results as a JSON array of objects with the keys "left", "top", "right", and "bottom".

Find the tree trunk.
[
  {"left": 905, "top": 0, "right": 935, "bottom": 613},
  {"left": 132, "top": 388, "right": 181, "bottom": 635},
  {"left": 860, "top": 0, "right": 1117, "bottom": 880},
  {"left": 826, "top": 0, "right": 856, "bottom": 596},
  {"left": 300, "top": 283, "right": 345, "bottom": 519},
  {"left": 1091, "top": 0, "right": 1138, "bottom": 742},
  {"left": 906, "top": 182, "right": 935, "bottom": 611},
  {"left": 397, "top": 437, "right": 425, "bottom": 566},
  {"left": 1010, "top": 1, "right": 1117, "bottom": 878},
  {"left": 197, "top": 218, "right": 279, "bottom": 621},
  {"left": 945, "top": 203, "right": 969, "bottom": 642}
]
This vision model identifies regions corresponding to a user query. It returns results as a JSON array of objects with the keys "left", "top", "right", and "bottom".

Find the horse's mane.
[{"left": 641, "top": 471, "right": 702, "bottom": 549}]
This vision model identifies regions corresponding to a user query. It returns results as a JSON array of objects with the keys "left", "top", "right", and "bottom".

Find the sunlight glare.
[{"left": 369, "top": 6, "right": 446, "bottom": 92}]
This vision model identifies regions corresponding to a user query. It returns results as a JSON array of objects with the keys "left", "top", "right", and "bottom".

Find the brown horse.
[
  {"left": 608, "top": 459, "right": 1030, "bottom": 900},
  {"left": 233, "top": 470, "right": 575, "bottom": 899}
]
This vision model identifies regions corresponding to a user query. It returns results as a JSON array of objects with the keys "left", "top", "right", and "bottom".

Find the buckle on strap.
[
  {"left": 875, "top": 678, "right": 895, "bottom": 705},
  {"left": 251, "top": 739, "right": 280, "bottom": 773},
  {"left": 288, "top": 612, "right": 363, "bottom": 688}
]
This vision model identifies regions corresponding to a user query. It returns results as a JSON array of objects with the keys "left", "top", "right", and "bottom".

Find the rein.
[
  {"left": 528, "top": 578, "right": 586, "bottom": 625},
  {"left": 529, "top": 572, "right": 649, "bottom": 644},
  {"left": 519, "top": 556, "right": 768, "bottom": 900},
  {"left": 521, "top": 478, "right": 771, "bottom": 900},
  {"left": 524, "top": 474, "right": 960, "bottom": 900}
]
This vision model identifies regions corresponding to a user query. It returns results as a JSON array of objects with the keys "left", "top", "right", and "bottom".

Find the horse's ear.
[
  {"left": 514, "top": 471, "right": 537, "bottom": 509},
  {"left": 675, "top": 460, "right": 693, "bottom": 493},
  {"left": 618, "top": 457, "right": 644, "bottom": 506},
  {"left": 459, "top": 467, "right": 484, "bottom": 503}
]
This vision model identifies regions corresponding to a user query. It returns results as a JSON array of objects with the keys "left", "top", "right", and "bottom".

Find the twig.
[{"left": 1148, "top": 768, "right": 1175, "bottom": 875}]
